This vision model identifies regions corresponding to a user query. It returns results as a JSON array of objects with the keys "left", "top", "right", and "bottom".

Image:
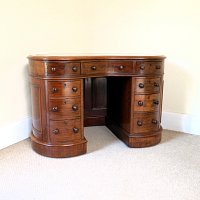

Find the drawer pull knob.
[
  {"left": 137, "top": 121, "right": 143, "bottom": 126},
  {"left": 72, "top": 66, "right": 78, "bottom": 72},
  {"left": 91, "top": 66, "right": 96, "bottom": 70},
  {"left": 152, "top": 119, "right": 158, "bottom": 124},
  {"left": 138, "top": 101, "right": 144, "bottom": 106},
  {"left": 119, "top": 65, "right": 124, "bottom": 70},
  {"left": 51, "top": 67, "right": 56, "bottom": 72},
  {"left": 52, "top": 107, "right": 58, "bottom": 112},
  {"left": 154, "top": 82, "right": 159, "bottom": 87},
  {"left": 52, "top": 87, "right": 58, "bottom": 93},
  {"left": 53, "top": 129, "right": 59, "bottom": 134},
  {"left": 72, "top": 87, "right": 78, "bottom": 92},
  {"left": 156, "top": 65, "right": 161, "bottom": 69},
  {"left": 153, "top": 100, "right": 159, "bottom": 105},
  {"left": 140, "top": 64, "right": 145, "bottom": 70},
  {"left": 73, "top": 127, "right": 79, "bottom": 133},
  {"left": 139, "top": 83, "right": 144, "bottom": 88},
  {"left": 72, "top": 105, "right": 78, "bottom": 111}
]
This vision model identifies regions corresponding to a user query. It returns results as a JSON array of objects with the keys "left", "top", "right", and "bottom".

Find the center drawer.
[
  {"left": 49, "top": 98, "right": 81, "bottom": 119},
  {"left": 81, "top": 62, "right": 107, "bottom": 75},
  {"left": 110, "top": 61, "right": 133, "bottom": 73},
  {"left": 49, "top": 118, "right": 82, "bottom": 143}
]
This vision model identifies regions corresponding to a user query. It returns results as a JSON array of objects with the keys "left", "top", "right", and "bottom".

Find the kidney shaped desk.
[{"left": 28, "top": 55, "right": 165, "bottom": 158}]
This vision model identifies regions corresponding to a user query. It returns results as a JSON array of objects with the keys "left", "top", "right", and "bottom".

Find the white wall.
[{"left": 0, "top": 0, "right": 200, "bottom": 149}]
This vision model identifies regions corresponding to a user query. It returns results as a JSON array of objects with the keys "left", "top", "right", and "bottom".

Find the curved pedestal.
[
  {"left": 31, "top": 133, "right": 87, "bottom": 158},
  {"left": 125, "top": 129, "right": 162, "bottom": 148},
  {"left": 106, "top": 122, "right": 162, "bottom": 148}
]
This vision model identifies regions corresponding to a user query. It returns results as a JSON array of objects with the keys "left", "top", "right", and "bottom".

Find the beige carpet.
[{"left": 0, "top": 127, "right": 200, "bottom": 200}]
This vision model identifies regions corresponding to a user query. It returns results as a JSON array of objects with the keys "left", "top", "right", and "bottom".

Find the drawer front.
[
  {"left": 110, "top": 61, "right": 133, "bottom": 73},
  {"left": 47, "top": 62, "right": 65, "bottom": 76},
  {"left": 134, "top": 94, "right": 160, "bottom": 112},
  {"left": 46, "top": 62, "right": 80, "bottom": 76},
  {"left": 134, "top": 78, "right": 161, "bottom": 94},
  {"left": 132, "top": 112, "right": 160, "bottom": 133},
  {"left": 49, "top": 119, "right": 82, "bottom": 143},
  {"left": 81, "top": 62, "right": 107, "bottom": 75},
  {"left": 135, "top": 61, "right": 164, "bottom": 75},
  {"left": 48, "top": 80, "right": 81, "bottom": 98},
  {"left": 65, "top": 62, "right": 81, "bottom": 75},
  {"left": 49, "top": 98, "right": 81, "bottom": 119}
]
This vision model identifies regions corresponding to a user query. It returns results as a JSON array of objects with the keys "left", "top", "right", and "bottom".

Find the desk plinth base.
[
  {"left": 31, "top": 133, "right": 87, "bottom": 158},
  {"left": 106, "top": 122, "right": 162, "bottom": 148}
]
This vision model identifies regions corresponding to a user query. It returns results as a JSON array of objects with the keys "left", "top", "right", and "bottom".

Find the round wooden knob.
[
  {"left": 154, "top": 82, "right": 159, "bottom": 87},
  {"left": 137, "top": 121, "right": 143, "bottom": 126},
  {"left": 152, "top": 119, "right": 158, "bottom": 124},
  {"left": 119, "top": 65, "right": 124, "bottom": 70},
  {"left": 72, "top": 66, "right": 78, "bottom": 72},
  {"left": 52, "top": 107, "right": 58, "bottom": 112},
  {"left": 72, "top": 105, "right": 78, "bottom": 111},
  {"left": 139, "top": 83, "right": 144, "bottom": 88},
  {"left": 53, "top": 129, "right": 59, "bottom": 134},
  {"left": 73, "top": 127, "right": 79, "bottom": 133},
  {"left": 52, "top": 88, "right": 58, "bottom": 93},
  {"left": 91, "top": 66, "right": 96, "bottom": 70},
  {"left": 51, "top": 67, "right": 56, "bottom": 72},
  {"left": 153, "top": 100, "right": 159, "bottom": 105},
  {"left": 140, "top": 64, "right": 145, "bottom": 70},
  {"left": 72, "top": 87, "right": 78, "bottom": 92},
  {"left": 138, "top": 101, "right": 144, "bottom": 106},
  {"left": 156, "top": 65, "right": 161, "bottom": 69}
]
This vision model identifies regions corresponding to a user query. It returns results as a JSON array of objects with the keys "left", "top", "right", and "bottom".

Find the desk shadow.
[{"left": 84, "top": 126, "right": 119, "bottom": 153}]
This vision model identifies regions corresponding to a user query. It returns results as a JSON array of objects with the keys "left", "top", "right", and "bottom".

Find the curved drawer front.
[
  {"left": 132, "top": 112, "right": 160, "bottom": 133},
  {"left": 48, "top": 80, "right": 81, "bottom": 98},
  {"left": 135, "top": 61, "right": 164, "bottom": 75},
  {"left": 110, "top": 61, "right": 133, "bottom": 73},
  {"left": 81, "top": 62, "right": 108, "bottom": 75},
  {"left": 133, "top": 94, "right": 160, "bottom": 112},
  {"left": 49, "top": 98, "right": 81, "bottom": 119},
  {"left": 134, "top": 77, "right": 161, "bottom": 94},
  {"left": 46, "top": 62, "right": 80, "bottom": 76},
  {"left": 49, "top": 119, "right": 82, "bottom": 143}
]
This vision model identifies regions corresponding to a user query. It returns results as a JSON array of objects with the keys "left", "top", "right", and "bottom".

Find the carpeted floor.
[{"left": 0, "top": 127, "right": 200, "bottom": 200}]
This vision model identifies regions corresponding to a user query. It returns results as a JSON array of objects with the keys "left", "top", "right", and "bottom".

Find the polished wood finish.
[{"left": 28, "top": 55, "right": 165, "bottom": 158}]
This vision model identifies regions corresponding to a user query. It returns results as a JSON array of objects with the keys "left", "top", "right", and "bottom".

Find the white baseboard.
[
  {"left": 162, "top": 112, "right": 200, "bottom": 135},
  {"left": 0, "top": 112, "right": 199, "bottom": 150},
  {"left": 0, "top": 117, "right": 32, "bottom": 150}
]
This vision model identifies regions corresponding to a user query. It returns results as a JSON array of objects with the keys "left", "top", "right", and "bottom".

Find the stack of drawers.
[
  {"left": 47, "top": 79, "right": 82, "bottom": 143},
  {"left": 130, "top": 61, "right": 164, "bottom": 147}
]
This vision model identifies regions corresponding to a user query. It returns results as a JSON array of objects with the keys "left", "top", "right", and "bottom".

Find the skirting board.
[
  {"left": 162, "top": 112, "right": 200, "bottom": 135},
  {"left": 0, "top": 117, "right": 32, "bottom": 150},
  {"left": 0, "top": 112, "right": 199, "bottom": 150}
]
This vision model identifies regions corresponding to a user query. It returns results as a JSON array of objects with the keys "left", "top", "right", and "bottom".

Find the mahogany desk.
[{"left": 28, "top": 55, "right": 165, "bottom": 158}]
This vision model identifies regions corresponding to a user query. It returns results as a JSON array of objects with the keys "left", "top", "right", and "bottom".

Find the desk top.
[{"left": 28, "top": 54, "right": 166, "bottom": 61}]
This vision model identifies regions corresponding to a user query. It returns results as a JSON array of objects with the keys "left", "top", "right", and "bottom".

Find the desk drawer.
[
  {"left": 46, "top": 62, "right": 80, "bottom": 76},
  {"left": 48, "top": 80, "right": 81, "bottom": 98},
  {"left": 133, "top": 94, "right": 160, "bottom": 112},
  {"left": 110, "top": 61, "right": 133, "bottom": 73},
  {"left": 49, "top": 98, "right": 81, "bottom": 119},
  {"left": 135, "top": 61, "right": 164, "bottom": 75},
  {"left": 134, "top": 77, "right": 161, "bottom": 94},
  {"left": 81, "top": 62, "right": 107, "bottom": 75},
  {"left": 49, "top": 119, "right": 82, "bottom": 143},
  {"left": 132, "top": 112, "right": 160, "bottom": 133}
]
